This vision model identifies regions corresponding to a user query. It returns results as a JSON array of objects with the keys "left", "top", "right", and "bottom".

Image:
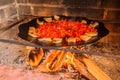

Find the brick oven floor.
[
  {"left": 0, "top": 64, "right": 76, "bottom": 80},
  {"left": 0, "top": 16, "right": 120, "bottom": 80}
]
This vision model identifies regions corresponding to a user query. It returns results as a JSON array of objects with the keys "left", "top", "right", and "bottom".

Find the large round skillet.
[{"left": 18, "top": 15, "right": 109, "bottom": 47}]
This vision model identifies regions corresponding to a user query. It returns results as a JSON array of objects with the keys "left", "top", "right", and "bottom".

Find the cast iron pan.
[{"left": 18, "top": 15, "right": 109, "bottom": 47}]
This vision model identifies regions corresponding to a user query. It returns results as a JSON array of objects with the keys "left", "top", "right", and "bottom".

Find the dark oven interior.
[{"left": 0, "top": 0, "right": 120, "bottom": 80}]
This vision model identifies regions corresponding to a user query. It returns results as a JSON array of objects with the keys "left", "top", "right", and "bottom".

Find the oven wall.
[
  {"left": 0, "top": 0, "right": 120, "bottom": 23},
  {"left": 17, "top": 0, "right": 120, "bottom": 22},
  {"left": 0, "top": 0, "right": 17, "bottom": 23}
]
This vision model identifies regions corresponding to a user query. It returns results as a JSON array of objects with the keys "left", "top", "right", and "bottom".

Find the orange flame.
[
  {"left": 62, "top": 52, "right": 75, "bottom": 68},
  {"left": 29, "top": 48, "right": 44, "bottom": 67},
  {"left": 28, "top": 48, "right": 75, "bottom": 72},
  {"left": 28, "top": 48, "right": 96, "bottom": 79},
  {"left": 28, "top": 47, "right": 108, "bottom": 80},
  {"left": 37, "top": 50, "right": 66, "bottom": 72}
]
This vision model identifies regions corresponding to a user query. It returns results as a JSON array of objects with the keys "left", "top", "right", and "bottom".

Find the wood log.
[
  {"left": 37, "top": 50, "right": 66, "bottom": 72},
  {"left": 81, "top": 55, "right": 112, "bottom": 80},
  {"left": 73, "top": 57, "right": 96, "bottom": 80}
]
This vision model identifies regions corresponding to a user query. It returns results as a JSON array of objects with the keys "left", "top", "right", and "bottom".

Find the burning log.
[
  {"left": 29, "top": 48, "right": 44, "bottom": 67},
  {"left": 37, "top": 50, "right": 66, "bottom": 72},
  {"left": 25, "top": 47, "right": 44, "bottom": 67}
]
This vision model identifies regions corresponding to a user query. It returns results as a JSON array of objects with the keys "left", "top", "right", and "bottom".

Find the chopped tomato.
[{"left": 36, "top": 20, "right": 97, "bottom": 39}]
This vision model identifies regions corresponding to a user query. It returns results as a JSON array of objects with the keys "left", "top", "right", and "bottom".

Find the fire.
[
  {"left": 27, "top": 47, "right": 111, "bottom": 80},
  {"left": 28, "top": 48, "right": 75, "bottom": 72},
  {"left": 62, "top": 52, "right": 75, "bottom": 68},
  {"left": 29, "top": 48, "right": 44, "bottom": 67},
  {"left": 28, "top": 48, "right": 95, "bottom": 79},
  {"left": 37, "top": 50, "right": 66, "bottom": 72},
  {"left": 28, "top": 49, "right": 66, "bottom": 72}
]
